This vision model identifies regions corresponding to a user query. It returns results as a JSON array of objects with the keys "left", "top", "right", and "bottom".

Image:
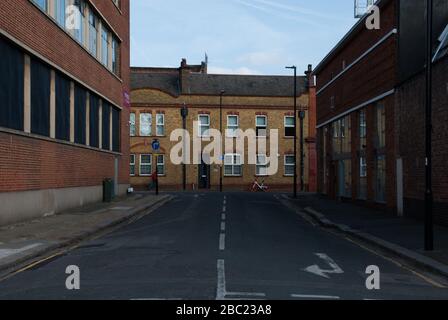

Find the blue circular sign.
[{"left": 152, "top": 139, "right": 160, "bottom": 152}]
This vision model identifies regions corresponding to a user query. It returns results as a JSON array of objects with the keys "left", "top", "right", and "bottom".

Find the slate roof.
[{"left": 131, "top": 68, "right": 307, "bottom": 97}]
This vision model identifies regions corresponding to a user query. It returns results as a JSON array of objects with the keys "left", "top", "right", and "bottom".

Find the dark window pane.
[
  {"left": 55, "top": 72, "right": 70, "bottom": 141},
  {"left": 31, "top": 58, "right": 50, "bottom": 137},
  {"left": 112, "top": 107, "right": 120, "bottom": 152},
  {"left": 89, "top": 94, "right": 99, "bottom": 148},
  {"left": 0, "top": 36, "right": 24, "bottom": 131},
  {"left": 102, "top": 101, "right": 110, "bottom": 150},
  {"left": 74, "top": 85, "right": 86, "bottom": 144},
  {"left": 285, "top": 127, "right": 295, "bottom": 137}
]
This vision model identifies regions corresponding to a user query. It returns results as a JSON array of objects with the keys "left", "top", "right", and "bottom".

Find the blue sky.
[{"left": 130, "top": 0, "right": 357, "bottom": 75}]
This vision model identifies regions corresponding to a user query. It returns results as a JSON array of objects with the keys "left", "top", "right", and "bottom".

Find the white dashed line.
[
  {"left": 219, "top": 233, "right": 226, "bottom": 251},
  {"left": 222, "top": 206, "right": 226, "bottom": 213},
  {"left": 222, "top": 213, "right": 226, "bottom": 220},
  {"left": 221, "top": 222, "right": 226, "bottom": 232}
]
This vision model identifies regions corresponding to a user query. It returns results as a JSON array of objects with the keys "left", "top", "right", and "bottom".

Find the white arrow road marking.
[{"left": 303, "top": 253, "right": 344, "bottom": 279}]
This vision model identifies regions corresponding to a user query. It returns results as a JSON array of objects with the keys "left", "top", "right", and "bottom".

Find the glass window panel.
[{"left": 140, "top": 113, "right": 151, "bottom": 136}]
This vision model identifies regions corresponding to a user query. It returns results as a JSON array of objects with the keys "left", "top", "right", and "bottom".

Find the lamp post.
[
  {"left": 424, "top": 0, "right": 434, "bottom": 251},
  {"left": 220, "top": 90, "right": 225, "bottom": 193},
  {"left": 299, "top": 110, "right": 306, "bottom": 192},
  {"left": 286, "top": 66, "right": 298, "bottom": 198},
  {"left": 181, "top": 103, "right": 189, "bottom": 191}
]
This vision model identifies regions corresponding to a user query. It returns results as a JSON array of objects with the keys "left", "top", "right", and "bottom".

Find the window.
[
  {"left": 102, "top": 101, "right": 110, "bottom": 150},
  {"left": 31, "top": 58, "right": 51, "bottom": 137},
  {"left": 359, "top": 156, "right": 367, "bottom": 200},
  {"left": 32, "top": 0, "right": 47, "bottom": 11},
  {"left": 157, "top": 155, "right": 165, "bottom": 175},
  {"left": 156, "top": 113, "right": 165, "bottom": 136},
  {"left": 256, "top": 115, "right": 267, "bottom": 137},
  {"left": 375, "top": 155, "right": 386, "bottom": 203},
  {"left": 89, "top": 94, "right": 99, "bottom": 148},
  {"left": 112, "top": 107, "right": 120, "bottom": 152},
  {"left": 224, "top": 154, "right": 242, "bottom": 176},
  {"left": 55, "top": 0, "right": 66, "bottom": 27},
  {"left": 0, "top": 37, "right": 24, "bottom": 131},
  {"left": 112, "top": 37, "right": 119, "bottom": 75},
  {"left": 130, "top": 113, "right": 136, "bottom": 136},
  {"left": 140, "top": 113, "right": 152, "bottom": 136},
  {"left": 88, "top": 11, "right": 98, "bottom": 57},
  {"left": 101, "top": 26, "right": 109, "bottom": 67},
  {"left": 284, "top": 155, "right": 295, "bottom": 176},
  {"left": 284, "top": 116, "right": 295, "bottom": 137},
  {"left": 130, "top": 154, "right": 135, "bottom": 176},
  {"left": 140, "top": 154, "right": 152, "bottom": 176},
  {"left": 227, "top": 115, "right": 239, "bottom": 137},
  {"left": 359, "top": 109, "right": 366, "bottom": 149},
  {"left": 55, "top": 72, "right": 70, "bottom": 141},
  {"left": 198, "top": 114, "right": 210, "bottom": 137},
  {"left": 74, "top": 85, "right": 87, "bottom": 145},
  {"left": 376, "top": 103, "right": 386, "bottom": 149},
  {"left": 256, "top": 154, "right": 268, "bottom": 176},
  {"left": 73, "top": 0, "right": 85, "bottom": 45},
  {"left": 360, "top": 157, "right": 367, "bottom": 178}
]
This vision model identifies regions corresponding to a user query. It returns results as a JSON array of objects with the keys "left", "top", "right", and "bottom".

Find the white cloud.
[
  {"left": 208, "top": 66, "right": 262, "bottom": 75},
  {"left": 238, "top": 51, "right": 283, "bottom": 66}
]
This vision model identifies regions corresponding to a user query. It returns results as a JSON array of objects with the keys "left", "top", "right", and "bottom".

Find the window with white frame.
[
  {"left": 112, "top": 37, "right": 119, "bottom": 75},
  {"left": 140, "top": 154, "right": 152, "bottom": 176},
  {"left": 55, "top": 0, "right": 66, "bottom": 27},
  {"left": 198, "top": 114, "right": 210, "bottom": 137},
  {"left": 227, "top": 115, "right": 239, "bottom": 137},
  {"left": 130, "top": 154, "right": 135, "bottom": 176},
  {"left": 284, "top": 116, "right": 295, "bottom": 137},
  {"left": 140, "top": 113, "right": 152, "bottom": 136},
  {"left": 224, "top": 154, "right": 242, "bottom": 176},
  {"left": 88, "top": 10, "right": 98, "bottom": 57},
  {"left": 129, "top": 113, "right": 136, "bottom": 136},
  {"left": 360, "top": 157, "right": 367, "bottom": 178},
  {"left": 256, "top": 154, "right": 268, "bottom": 176},
  {"left": 157, "top": 155, "right": 165, "bottom": 175},
  {"left": 73, "top": 0, "right": 85, "bottom": 45},
  {"left": 284, "top": 155, "right": 295, "bottom": 176},
  {"left": 101, "top": 26, "right": 109, "bottom": 67},
  {"left": 256, "top": 115, "right": 267, "bottom": 137},
  {"left": 156, "top": 113, "right": 165, "bottom": 136}
]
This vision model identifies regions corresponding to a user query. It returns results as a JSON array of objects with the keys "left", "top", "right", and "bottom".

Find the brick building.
[
  {"left": 314, "top": 0, "right": 448, "bottom": 224},
  {"left": 130, "top": 59, "right": 317, "bottom": 191},
  {"left": 0, "top": 0, "right": 130, "bottom": 225}
]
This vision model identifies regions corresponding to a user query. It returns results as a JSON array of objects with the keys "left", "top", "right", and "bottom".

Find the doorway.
[{"left": 198, "top": 157, "right": 211, "bottom": 189}]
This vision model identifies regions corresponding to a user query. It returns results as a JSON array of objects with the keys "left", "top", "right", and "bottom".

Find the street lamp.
[
  {"left": 220, "top": 90, "right": 225, "bottom": 193},
  {"left": 286, "top": 66, "right": 298, "bottom": 198},
  {"left": 181, "top": 103, "right": 189, "bottom": 191},
  {"left": 425, "top": 0, "right": 434, "bottom": 251},
  {"left": 299, "top": 110, "right": 306, "bottom": 192}
]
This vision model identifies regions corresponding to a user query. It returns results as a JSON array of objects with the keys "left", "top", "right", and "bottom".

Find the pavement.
[
  {"left": 0, "top": 192, "right": 447, "bottom": 300},
  {"left": 0, "top": 192, "right": 172, "bottom": 277},
  {"left": 283, "top": 193, "right": 448, "bottom": 279}
]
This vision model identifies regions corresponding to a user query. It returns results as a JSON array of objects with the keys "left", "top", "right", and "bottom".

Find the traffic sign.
[{"left": 152, "top": 139, "right": 160, "bottom": 152}]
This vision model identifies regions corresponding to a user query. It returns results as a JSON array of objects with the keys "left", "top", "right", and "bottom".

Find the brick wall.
[
  {"left": 396, "top": 56, "right": 448, "bottom": 225},
  {"left": 130, "top": 88, "right": 315, "bottom": 191},
  {"left": 0, "top": 0, "right": 130, "bottom": 192}
]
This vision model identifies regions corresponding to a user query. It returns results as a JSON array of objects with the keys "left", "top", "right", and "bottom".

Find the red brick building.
[
  {"left": 0, "top": 0, "right": 130, "bottom": 225},
  {"left": 314, "top": 0, "right": 448, "bottom": 225}
]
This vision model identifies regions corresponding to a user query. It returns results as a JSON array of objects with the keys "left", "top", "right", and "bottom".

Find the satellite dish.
[{"left": 354, "top": 0, "right": 375, "bottom": 19}]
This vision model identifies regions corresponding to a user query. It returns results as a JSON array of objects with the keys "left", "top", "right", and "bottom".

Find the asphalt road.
[{"left": 0, "top": 192, "right": 447, "bottom": 300}]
